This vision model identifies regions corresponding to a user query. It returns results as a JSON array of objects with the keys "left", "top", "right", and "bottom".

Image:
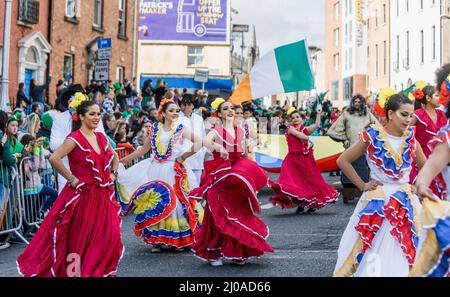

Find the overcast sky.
[{"left": 230, "top": 0, "right": 325, "bottom": 56}]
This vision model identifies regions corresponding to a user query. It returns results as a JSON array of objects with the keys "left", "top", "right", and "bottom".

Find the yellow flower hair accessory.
[
  {"left": 211, "top": 98, "right": 225, "bottom": 113},
  {"left": 287, "top": 107, "right": 297, "bottom": 117},
  {"left": 68, "top": 92, "right": 88, "bottom": 111},
  {"left": 378, "top": 87, "right": 397, "bottom": 109}
]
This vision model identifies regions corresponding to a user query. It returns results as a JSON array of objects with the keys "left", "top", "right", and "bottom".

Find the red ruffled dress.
[
  {"left": 17, "top": 130, "right": 124, "bottom": 277},
  {"left": 410, "top": 109, "right": 448, "bottom": 198},
  {"left": 270, "top": 125, "right": 339, "bottom": 210},
  {"left": 190, "top": 126, "right": 274, "bottom": 262}
]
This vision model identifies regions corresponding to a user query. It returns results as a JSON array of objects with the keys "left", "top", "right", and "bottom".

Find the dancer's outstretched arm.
[
  {"left": 177, "top": 127, "right": 202, "bottom": 163},
  {"left": 120, "top": 133, "right": 152, "bottom": 164},
  {"left": 416, "top": 142, "right": 450, "bottom": 201},
  {"left": 49, "top": 139, "right": 78, "bottom": 187},
  {"left": 337, "top": 139, "right": 382, "bottom": 192}
]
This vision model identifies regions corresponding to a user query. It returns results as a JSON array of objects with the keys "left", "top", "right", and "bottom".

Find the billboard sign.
[{"left": 138, "top": 0, "right": 230, "bottom": 44}]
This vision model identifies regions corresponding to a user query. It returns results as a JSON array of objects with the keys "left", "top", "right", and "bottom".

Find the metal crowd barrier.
[
  {"left": 0, "top": 161, "right": 28, "bottom": 244},
  {"left": 18, "top": 156, "right": 58, "bottom": 236}
]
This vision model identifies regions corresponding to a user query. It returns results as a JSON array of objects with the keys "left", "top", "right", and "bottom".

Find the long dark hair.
[
  {"left": 348, "top": 94, "right": 367, "bottom": 116},
  {"left": 385, "top": 93, "right": 413, "bottom": 122},
  {"left": 72, "top": 100, "right": 100, "bottom": 132},
  {"left": 0, "top": 111, "right": 9, "bottom": 155},
  {"left": 160, "top": 101, "right": 177, "bottom": 124},
  {"left": 414, "top": 85, "right": 435, "bottom": 110}
]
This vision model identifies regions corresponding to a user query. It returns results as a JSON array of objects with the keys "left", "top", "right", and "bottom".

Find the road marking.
[
  {"left": 261, "top": 203, "right": 274, "bottom": 210},
  {"left": 269, "top": 233, "right": 343, "bottom": 237}
]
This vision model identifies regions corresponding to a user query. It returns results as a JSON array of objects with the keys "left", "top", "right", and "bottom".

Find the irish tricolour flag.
[{"left": 230, "top": 39, "right": 315, "bottom": 104}]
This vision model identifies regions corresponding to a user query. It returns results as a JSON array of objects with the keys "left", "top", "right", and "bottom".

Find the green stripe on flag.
[{"left": 274, "top": 40, "right": 315, "bottom": 93}]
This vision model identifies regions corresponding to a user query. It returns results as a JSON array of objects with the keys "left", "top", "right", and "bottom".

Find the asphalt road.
[{"left": 0, "top": 173, "right": 357, "bottom": 277}]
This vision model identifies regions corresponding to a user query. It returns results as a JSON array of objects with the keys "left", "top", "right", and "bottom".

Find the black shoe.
[
  {"left": 307, "top": 209, "right": 316, "bottom": 214},
  {"left": 296, "top": 206, "right": 305, "bottom": 214}
]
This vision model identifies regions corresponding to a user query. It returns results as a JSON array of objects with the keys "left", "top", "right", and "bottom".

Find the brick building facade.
[
  {"left": 0, "top": 0, "right": 52, "bottom": 108},
  {"left": 1, "top": 0, "right": 138, "bottom": 107},
  {"left": 48, "top": 0, "right": 138, "bottom": 105}
]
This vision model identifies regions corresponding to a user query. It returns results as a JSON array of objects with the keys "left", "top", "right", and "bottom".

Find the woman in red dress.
[
  {"left": 270, "top": 108, "right": 339, "bottom": 214},
  {"left": 409, "top": 85, "right": 448, "bottom": 198},
  {"left": 190, "top": 98, "right": 273, "bottom": 267},
  {"left": 17, "top": 99, "right": 124, "bottom": 277}
]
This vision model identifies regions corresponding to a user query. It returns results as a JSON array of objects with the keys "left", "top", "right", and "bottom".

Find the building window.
[
  {"left": 375, "top": 9, "right": 378, "bottom": 27},
  {"left": 19, "top": 0, "right": 40, "bottom": 24},
  {"left": 397, "top": 0, "right": 399, "bottom": 16},
  {"left": 383, "top": 41, "right": 387, "bottom": 75},
  {"left": 432, "top": 25, "right": 436, "bottom": 61},
  {"left": 406, "top": 31, "right": 410, "bottom": 68},
  {"left": 331, "top": 81, "right": 339, "bottom": 101},
  {"left": 188, "top": 47, "right": 203, "bottom": 66},
  {"left": 334, "top": 3, "right": 339, "bottom": 21},
  {"left": 333, "top": 54, "right": 340, "bottom": 71},
  {"left": 375, "top": 44, "right": 379, "bottom": 77},
  {"left": 406, "top": 0, "right": 409, "bottom": 13},
  {"left": 63, "top": 54, "right": 74, "bottom": 85},
  {"left": 420, "top": 30, "right": 424, "bottom": 63},
  {"left": 66, "top": 0, "right": 77, "bottom": 18},
  {"left": 383, "top": 4, "right": 386, "bottom": 23},
  {"left": 396, "top": 35, "right": 400, "bottom": 70},
  {"left": 93, "top": 0, "right": 103, "bottom": 28},
  {"left": 117, "top": 66, "right": 125, "bottom": 83},
  {"left": 343, "top": 76, "right": 353, "bottom": 101},
  {"left": 334, "top": 28, "right": 340, "bottom": 46},
  {"left": 118, "top": 0, "right": 127, "bottom": 37}
]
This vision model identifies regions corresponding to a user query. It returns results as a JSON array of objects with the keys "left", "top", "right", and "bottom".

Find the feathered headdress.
[{"left": 374, "top": 87, "right": 397, "bottom": 117}]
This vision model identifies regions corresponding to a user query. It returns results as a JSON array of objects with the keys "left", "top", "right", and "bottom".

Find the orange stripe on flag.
[{"left": 230, "top": 74, "right": 252, "bottom": 105}]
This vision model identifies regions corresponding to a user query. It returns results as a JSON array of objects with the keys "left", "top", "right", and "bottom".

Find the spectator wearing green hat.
[{"left": 114, "top": 82, "right": 128, "bottom": 110}]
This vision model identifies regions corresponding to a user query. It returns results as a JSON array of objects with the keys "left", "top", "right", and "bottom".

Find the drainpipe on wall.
[
  {"left": 0, "top": 0, "right": 13, "bottom": 111},
  {"left": 132, "top": 0, "right": 138, "bottom": 89}
]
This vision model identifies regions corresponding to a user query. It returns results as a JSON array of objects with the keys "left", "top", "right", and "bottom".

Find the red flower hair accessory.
[
  {"left": 412, "top": 89, "right": 425, "bottom": 100},
  {"left": 72, "top": 113, "right": 79, "bottom": 122}
]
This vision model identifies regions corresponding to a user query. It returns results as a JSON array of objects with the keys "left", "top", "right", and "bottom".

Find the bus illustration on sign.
[{"left": 176, "top": 0, "right": 227, "bottom": 37}]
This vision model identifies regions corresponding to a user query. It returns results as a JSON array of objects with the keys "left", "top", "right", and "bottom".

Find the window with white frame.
[
  {"left": 63, "top": 54, "right": 74, "bottom": 85},
  {"left": 333, "top": 54, "right": 340, "bottom": 71},
  {"left": 94, "top": 0, "right": 103, "bottom": 28},
  {"left": 334, "top": 3, "right": 339, "bottom": 21},
  {"left": 334, "top": 28, "right": 340, "bottom": 46},
  {"left": 66, "top": 0, "right": 77, "bottom": 18},
  {"left": 188, "top": 47, "right": 203, "bottom": 66},
  {"left": 118, "top": 0, "right": 127, "bottom": 37},
  {"left": 432, "top": 25, "right": 436, "bottom": 61},
  {"left": 117, "top": 66, "right": 125, "bottom": 83}
]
